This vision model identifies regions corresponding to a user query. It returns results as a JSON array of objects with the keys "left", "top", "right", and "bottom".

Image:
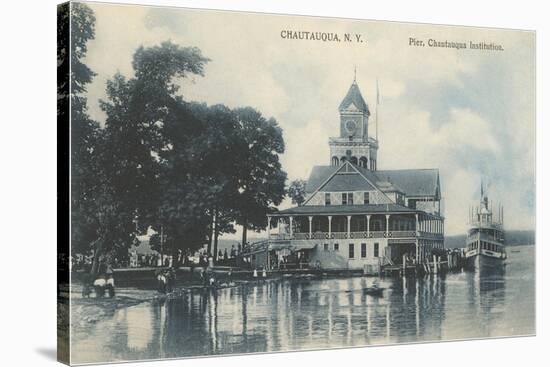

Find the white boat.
[{"left": 464, "top": 183, "right": 506, "bottom": 273}]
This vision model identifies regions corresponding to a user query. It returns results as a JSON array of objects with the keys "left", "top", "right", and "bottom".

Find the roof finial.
[{"left": 353, "top": 64, "right": 357, "bottom": 82}]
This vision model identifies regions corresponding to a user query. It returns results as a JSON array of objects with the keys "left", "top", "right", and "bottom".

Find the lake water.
[{"left": 71, "top": 245, "right": 535, "bottom": 364}]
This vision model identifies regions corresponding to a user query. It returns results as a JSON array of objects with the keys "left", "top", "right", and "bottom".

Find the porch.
[{"left": 267, "top": 212, "right": 444, "bottom": 241}]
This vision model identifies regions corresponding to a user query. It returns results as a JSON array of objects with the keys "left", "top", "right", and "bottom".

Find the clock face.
[{"left": 345, "top": 120, "right": 357, "bottom": 134}]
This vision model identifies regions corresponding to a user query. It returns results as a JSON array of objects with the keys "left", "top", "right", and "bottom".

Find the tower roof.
[{"left": 339, "top": 81, "right": 370, "bottom": 114}]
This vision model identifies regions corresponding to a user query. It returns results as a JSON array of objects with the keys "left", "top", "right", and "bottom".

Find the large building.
[{"left": 264, "top": 78, "right": 445, "bottom": 271}]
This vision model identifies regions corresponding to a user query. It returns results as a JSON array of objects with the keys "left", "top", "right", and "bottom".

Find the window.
[
  {"left": 334, "top": 243, "right": 339, "bottom": 251},
  {"left": 342, "top": 193, "right": 353, "bottom": 205},
  {"left": 374, "top": 243, "right": 379, "bottom": 257},
  {"left": 364, "top": 192, "right": 370, "bottom": 205},
  {"left": 325, "top": 193, "right": 331, "bottom": 206},
  {"left": 361, "top": 243, "right": 367, "bottom": 258},
  {"left": 349, "top": 243, "right": 355, "bottom": 259},
  {"left": 324, "top": 243, "right": 329, "bottom": 251}
]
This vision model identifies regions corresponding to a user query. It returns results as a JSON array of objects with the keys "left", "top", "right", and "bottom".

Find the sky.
[{"left": 81, "top": 2, "right": 535, "bottom": 236}]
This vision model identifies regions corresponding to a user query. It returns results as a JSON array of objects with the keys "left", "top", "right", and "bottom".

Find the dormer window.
[
  {"left": 342, "top": 193, "right": 353, "bottom": 205},
  {"left": 325, "top": 193, "right": 331, "bottom": 206},
  {"left": 364, "top": 192, "right": 370, "bottom": 204}
]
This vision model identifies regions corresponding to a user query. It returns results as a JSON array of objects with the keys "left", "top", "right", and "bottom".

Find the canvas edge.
[{"left": 57, "top": 1, "right": 72, "bottom": 365}]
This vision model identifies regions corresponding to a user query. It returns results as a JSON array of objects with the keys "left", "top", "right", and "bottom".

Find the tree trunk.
[
  {"left": 91, "top": 239, "right": 104, "bottom": 275},
  {"left": 213, "top": 210, "right": 220, "bottom": 263},
  {"left": 172, "top": 247, "right": 180, "bottom": 268},
  {"left": 241, "top": 216, "right": 248, "bottom": 249},
  {"left": 207, "top": 209, "right": 214, "bottom": 255}
]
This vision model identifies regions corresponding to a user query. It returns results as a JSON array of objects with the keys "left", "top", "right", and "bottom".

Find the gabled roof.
[
  {"left": 305, "top": 165, "right": 440, "bottom": 198},
  {"left": 305, "top": 166, "right": 340, "bottom": 193},
  {"left": 339, "top": 81, "right": 370, "bottom": 114},
  {"left": 320, "top": 172, "right": 376, "bottom": 192},
  {"left": 376, "top": 169, "right": 440, "bottom": 198}
]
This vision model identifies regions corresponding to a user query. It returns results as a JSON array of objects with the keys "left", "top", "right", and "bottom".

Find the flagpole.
[{"left": 376, "top": 78, "right": 379, "bottom": 141}]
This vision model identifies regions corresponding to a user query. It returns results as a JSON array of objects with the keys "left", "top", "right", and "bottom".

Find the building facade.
[{"left": 264, "top": 79, "right": 444, "bottom": 271}]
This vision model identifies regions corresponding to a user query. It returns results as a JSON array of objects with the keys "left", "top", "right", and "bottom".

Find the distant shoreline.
[{"left": 445, "top": 229, "right": 535, "bottom": 248}]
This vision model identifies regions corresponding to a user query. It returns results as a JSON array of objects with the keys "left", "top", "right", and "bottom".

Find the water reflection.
[{"left": 71, "top": 246, "right": 535, "bottom": 365}]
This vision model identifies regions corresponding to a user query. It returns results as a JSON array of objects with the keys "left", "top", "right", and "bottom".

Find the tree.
[
  {"left": 99, "top": 41, "right": 210, "bottom": 266},
  {"left": 185, "top": 103, "right": 243, "bottom": 260},
  {"left": 150, "top": 100, "right": 216, "bottom": 262},
  {"left": 287, "top": 179, "right": 307, "bottom": 206},
  {"left": 232, "top": 107, "right": 287, "bottom": 248},
  {"left": 61, "top": 3, "right": 105, "bottom": 267}
]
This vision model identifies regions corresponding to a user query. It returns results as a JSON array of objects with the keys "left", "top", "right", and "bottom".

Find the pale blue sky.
[{"left": 83, "top": 2, "right": 535, "bottom": 235}]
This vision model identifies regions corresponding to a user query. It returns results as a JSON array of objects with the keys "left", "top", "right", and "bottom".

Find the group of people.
[{"left": 136, "top": 254, "right": 168, "bottom": 267}]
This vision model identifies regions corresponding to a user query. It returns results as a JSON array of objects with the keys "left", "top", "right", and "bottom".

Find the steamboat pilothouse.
[{"left": 464, "top": 183, "right": 507, "bottom": 272}]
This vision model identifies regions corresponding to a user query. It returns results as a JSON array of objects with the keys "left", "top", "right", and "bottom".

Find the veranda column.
[
  {"left": 328, "top": 216, "right": 332, "bottom": 239},
  {"left": 308, "top": 216, "right": 313, "bottom": 239},
  {"left": 289, "top": 216, "right": 294, "bottom": 238},
  {"left": 347, "top": 215, "right": 352, "bottom": 239},
  {"left": 366, "top": 215, "right": 371, "bottom": 237},
  {"left": 267, "top": 215, "right": 271, "bottom": 237},
  {"left": 385, "top": 214, "right": 390, "bottom": 236},
  {"left": 415, "top": 214, "right": 419, "bottom": 262}
]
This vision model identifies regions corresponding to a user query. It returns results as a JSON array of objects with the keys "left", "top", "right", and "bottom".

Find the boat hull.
[{"left": 465, "top": 253, "right": 505, "bottom": 274}]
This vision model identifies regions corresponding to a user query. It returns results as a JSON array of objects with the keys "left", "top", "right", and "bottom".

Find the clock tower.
[{"left": 329, "top": 78, "right": 379, "bottom": 170}]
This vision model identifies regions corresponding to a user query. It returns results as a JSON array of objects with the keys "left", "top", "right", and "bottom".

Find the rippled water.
[{"left": 71, "top": 245, "right": 535, "bottom": 364}]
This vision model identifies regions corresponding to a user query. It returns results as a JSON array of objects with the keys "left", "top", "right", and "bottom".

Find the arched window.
[
  {"left": 350, "top": 156, "right": 358, "bottom": 165},
  {"left": 340, "top": 156, "right": 347, "bottom": 163},
  {"left": 359, "top": 156, "right": 368, "bottom": 168},
  {"left": 331, "top": 156, "right": 339, "bottom": 166}
]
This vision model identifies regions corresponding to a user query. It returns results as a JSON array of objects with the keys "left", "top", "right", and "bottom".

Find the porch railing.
[{"left": 270, "top": 230, "right": 419, "bottom": 240}]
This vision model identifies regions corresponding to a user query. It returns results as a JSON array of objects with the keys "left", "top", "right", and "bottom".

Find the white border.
[{"left": 1, "top": 1, "right": 547, "bottom": 367}]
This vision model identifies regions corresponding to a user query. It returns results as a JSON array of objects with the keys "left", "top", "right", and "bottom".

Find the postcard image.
[{"left": 57, "top": 1, "right": 536, "bottom": 365}]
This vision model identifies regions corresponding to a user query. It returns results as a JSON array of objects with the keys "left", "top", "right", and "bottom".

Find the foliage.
[
  {"left": 99, "top": 42, "right": 210, "bottom": 261},
  {"left": 69, "top": 7, "right": 288, "bottom": 266},
  {"left": 287, "top": 179, "right": 307, "bottom": 206},
  {"left": 232, "top": 107, "right": 287, "bottom": 246},
  {"left": 64, "top": 2, "right": 104, "bottom": 260}
]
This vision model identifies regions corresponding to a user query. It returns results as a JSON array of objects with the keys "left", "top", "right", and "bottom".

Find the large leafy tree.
[
  {"left": 63, "top": 3, "right": 104, "bottom": 262},
  {"left": 148, "top": 100, "right": 213, "bottom": 262},
  {"left": 99, "top": 42, "right": 210, "bottom": 266},
  {"left": 233, "top": 107, "right": 287, "bottom": 247},
  {"left": 68, "top": 23, "right": 289, "bottom": 268},
  {"left": 185, "top": 103, "right": 244, "bottom": 259}
]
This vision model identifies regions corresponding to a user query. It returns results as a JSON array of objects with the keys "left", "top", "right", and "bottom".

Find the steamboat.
[{"left": 464, "top": 184, "right": 506, "bottom": 272}]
